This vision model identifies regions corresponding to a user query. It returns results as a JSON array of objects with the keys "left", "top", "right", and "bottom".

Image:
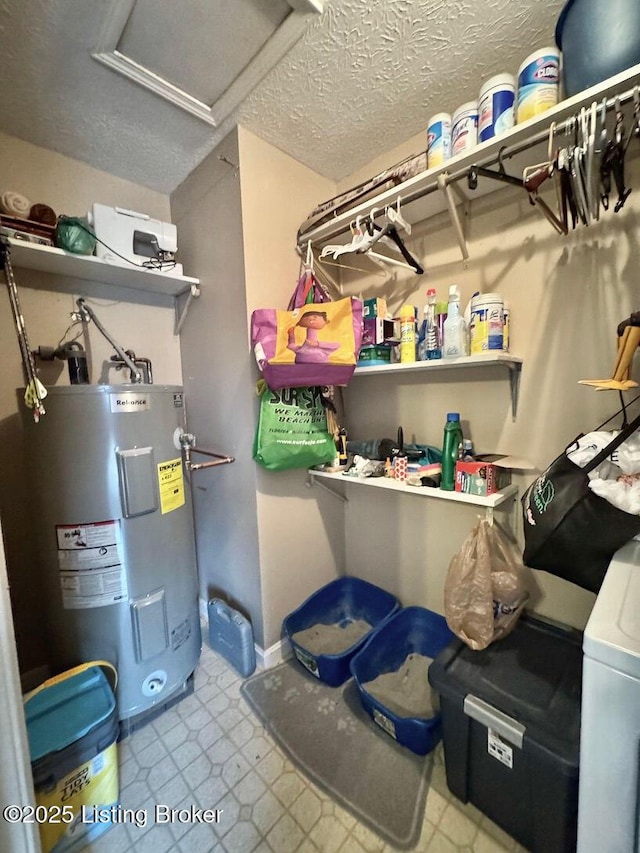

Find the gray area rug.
[{"left": 241, "top": 660, "right": 433, "bottom": 849}]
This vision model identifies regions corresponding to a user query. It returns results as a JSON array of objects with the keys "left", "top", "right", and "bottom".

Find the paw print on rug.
[
  {"left": 304, "top": 681, "right": 321, "bottom": 695},
  {"left": 264, "top": 674, "right": 282, "bottom": 691},
  {"left": 317, "top": 696, "right": 337, "bottom": 715},
  {"left": 284, "top": 686, "right": 300, "bottom": 703},
  {"left": 337, "top": 716, "right": 357, "bottom": 735}
]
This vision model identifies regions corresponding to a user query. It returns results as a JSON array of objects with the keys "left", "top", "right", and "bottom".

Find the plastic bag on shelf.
[{"left": 444, "top": 519, "right": 530, "bottom": 651}]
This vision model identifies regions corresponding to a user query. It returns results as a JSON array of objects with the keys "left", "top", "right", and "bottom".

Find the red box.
[{"left": 455, "top": 461, "right": 498, "bottom": 496}]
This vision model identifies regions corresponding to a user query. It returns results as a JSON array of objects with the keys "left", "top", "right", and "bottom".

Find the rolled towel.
[
  {"left": 29, "top": 203, "right": 57, "bottom": 225},
  {"left": 0, "top": 191, "right": 31, "bottom": 217}
]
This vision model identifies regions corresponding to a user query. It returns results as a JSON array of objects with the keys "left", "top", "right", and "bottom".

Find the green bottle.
[{"left": 441, "top": 412, "right": 463, "bottom": 491}]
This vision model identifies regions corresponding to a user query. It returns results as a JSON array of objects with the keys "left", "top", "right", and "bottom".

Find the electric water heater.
[{"left": 22, "top": 384, "right": 201, "bottom": 723}]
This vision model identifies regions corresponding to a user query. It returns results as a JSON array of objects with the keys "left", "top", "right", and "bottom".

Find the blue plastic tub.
[
  {"left": 350, "top": 607, "right": 454, "bottom": 755},
  {"left": 283, "top": 577, "right": 400, "bottom": 686},
  {"left": 556, "top": 0, "right": 640, "bottom": 96},
  {"left": 24, "top": 664, "right": 119, "bottom": 853}
]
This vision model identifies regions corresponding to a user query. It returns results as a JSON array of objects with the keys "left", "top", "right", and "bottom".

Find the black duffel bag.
[{"left": 521, "top": 407, "right": 640, "bottom": 593}]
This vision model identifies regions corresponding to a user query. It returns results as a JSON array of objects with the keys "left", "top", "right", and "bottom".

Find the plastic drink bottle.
[
  {"left": 441, "top": 412, "right": 463, "bottom": 491},
  {"left": 399, "top": 304, "right": 417, "bottom": 363},
  {"left": 443, "top": 285, "right": 468, "bottom": 358}
]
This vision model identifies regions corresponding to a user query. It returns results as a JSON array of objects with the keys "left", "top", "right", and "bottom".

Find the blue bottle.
[{"left": 441, "top": 412, "right": 463, "bottom": 491}]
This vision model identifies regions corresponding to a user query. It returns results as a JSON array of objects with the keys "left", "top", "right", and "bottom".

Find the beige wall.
[
  {"left": 172, "top": 127, "right": 343, "bottom": 651},
  {"left": 329, "top": 136, "right": 640, "bottom": 631},
  {"left": 0, "top": 133, "right": 181, "bottom": 672},
  {"left": 238, "top": 127, "right": 345, "bottom": 649}
]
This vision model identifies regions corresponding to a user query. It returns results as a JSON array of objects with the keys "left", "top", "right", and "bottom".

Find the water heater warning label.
[
  {"left": 56, "top": 520, "right": 128, "bottom": 609},
  {"left": 158, "top": 458, "right": 185, "bottom": 514}
]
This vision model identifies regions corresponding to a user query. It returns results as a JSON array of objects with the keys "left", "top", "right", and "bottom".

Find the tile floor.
[{"left": 80, "top": 640, "right": 525, "bottom": 853}]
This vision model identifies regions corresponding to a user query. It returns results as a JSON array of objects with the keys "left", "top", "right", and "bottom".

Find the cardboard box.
[
  {"left": 455, "top": 455, "right": 514, "bottom": 496},
  {"left": 363, "top": 317, "right": 396, "bottom": 346},
  {"left": 363, "top": 297, "right": 388, "bottom": 319}
]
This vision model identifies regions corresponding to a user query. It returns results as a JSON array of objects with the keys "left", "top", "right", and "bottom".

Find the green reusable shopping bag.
[{"left": 253, "top": 381, "right": 336, "bottom": 471}]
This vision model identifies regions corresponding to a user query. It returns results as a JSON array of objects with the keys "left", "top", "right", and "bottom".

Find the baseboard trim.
[{"left": 255, "top": 638, "right": 292, "bottom": 670}]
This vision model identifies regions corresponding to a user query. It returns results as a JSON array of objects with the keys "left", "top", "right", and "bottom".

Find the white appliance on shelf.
[
  {"left": 88, "top": 203, "right": 183, "bottom": 276},
  {"left": 578, "top": 539, "right": 640, "bottom": 853}
]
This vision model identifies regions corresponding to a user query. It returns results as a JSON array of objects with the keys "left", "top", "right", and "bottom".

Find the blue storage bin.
[
  {"left": 24, "top": 663, "right": 119, "bottom": 853},
  {"left": 555, "top": 0, "right": 640, "bottom": 96},
  {"left": 283, "top": 577, "right": 399, "bottom": 686},
  {"left": 350, "top": 607, "right": 454, "bottom": 755}
]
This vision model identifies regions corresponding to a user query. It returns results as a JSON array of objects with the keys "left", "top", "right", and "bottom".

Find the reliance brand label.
[{"left": 110, "top": 393, "right": 150, "bottom": 413}]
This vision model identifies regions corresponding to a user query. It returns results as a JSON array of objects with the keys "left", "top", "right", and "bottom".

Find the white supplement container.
[
  {"left": 469, "top": 293, "right": 504, "bottom": 354},
  {"left": 478, "top": 74, "right": 515, "bottom": 142},
  {"left": 427, "top": 113, "right": 451, "bottom": 169},
  {"left": 451, "top": 101, "right": 479, "bottom": 157},
  {"left": 517, "top": 48, "right": 560, "bottom": 124}
]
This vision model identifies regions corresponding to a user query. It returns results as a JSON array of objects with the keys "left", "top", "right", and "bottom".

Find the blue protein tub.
[
  {"left": 283, "top": 577, "right": 399, "bottom": 686},
  {"left": 350, "top": 607, "right": 454, "bottom": 755}
]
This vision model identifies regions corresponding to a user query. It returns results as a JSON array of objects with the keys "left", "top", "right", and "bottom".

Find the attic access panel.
[{"left": 92, "top": 0, "right": 323, "bottom": 127}]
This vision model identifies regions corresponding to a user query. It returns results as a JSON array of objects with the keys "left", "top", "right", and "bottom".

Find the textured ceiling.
[{"left": 0, "top": 0, "right": 567, "bottom": 195}]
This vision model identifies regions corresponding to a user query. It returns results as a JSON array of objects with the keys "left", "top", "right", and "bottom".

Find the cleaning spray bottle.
[
  {"left": 443, "top": 284, "right": 468, "bottom": 358},
  {"left": 424, "top": 288, "right": 441, "bottom": 360},
  {"left": 399, "top": 304, "right": 417, "bottom": 363},
  {"left": 418, "top": 289, "right": 440, "bottom": 360}
]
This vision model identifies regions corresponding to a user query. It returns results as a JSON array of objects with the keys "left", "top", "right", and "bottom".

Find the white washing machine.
[{"left": 578, "top": 539, "right": 640, "bottom": 853}]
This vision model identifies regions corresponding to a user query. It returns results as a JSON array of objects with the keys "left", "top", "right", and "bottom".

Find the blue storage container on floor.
[
  {"left": 25, "top": 663, "right": 119, "bottom": 853},
  {"left": 283, "top": 577, "right": 399, "bottom": 686},
  {"left": 350, "top": 606, "right": 454, "bottom": 755},
  {"left": 208, "top": 598, "right": 256, "bottom": 677}
]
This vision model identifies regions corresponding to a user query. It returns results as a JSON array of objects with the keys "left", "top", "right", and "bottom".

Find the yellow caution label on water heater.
[{"left": 157, "top": 458, "right": 185, "bottom": 514}]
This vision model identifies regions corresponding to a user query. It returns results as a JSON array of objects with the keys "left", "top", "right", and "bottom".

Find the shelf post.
[
  {"left": 508, "top": 361, "right": 522, "bottom": 421},
  {"left": 437, "top": 173, "right": 470, "bottom": 261},
  {"left": 174, "top": 284, "right": 200, "bottom": 335},
  {"left": 306, "top": 473, "right": 348, "bottom": 502}
]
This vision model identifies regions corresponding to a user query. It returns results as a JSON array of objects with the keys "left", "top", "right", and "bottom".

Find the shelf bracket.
[
  {"left": 306, "top": 472, "right": 348, "bottom": 502},
  {"left": 437, "top": 173, "right": 470, "bottom": 261},
  {"left": 174, "top": 283, "right": 200, "bottom": 335},
  {"left": 508, "top": 361, "right": 522, "bottom": 421}
]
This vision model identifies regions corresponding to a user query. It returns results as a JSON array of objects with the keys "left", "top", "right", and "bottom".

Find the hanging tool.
[{"left": 0, "top": 236, "right": 46, "bottom": 421}]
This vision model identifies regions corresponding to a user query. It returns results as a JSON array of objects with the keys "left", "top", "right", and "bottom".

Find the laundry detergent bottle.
[
  {"left": 441, "top": 412, "right": 463, "bottom": 491},
  {"left": 443, "top": 284, "right": 468, "bottom": 358}
]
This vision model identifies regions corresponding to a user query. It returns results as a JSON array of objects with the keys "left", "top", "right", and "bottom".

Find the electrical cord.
[{"left": 69, "top": 219, "right": 177, "bottom": 272}]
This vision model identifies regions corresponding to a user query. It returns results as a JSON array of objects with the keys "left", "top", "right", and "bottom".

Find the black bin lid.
[{"left": 429, "top": 613, "right": 583, "bottom": 766}]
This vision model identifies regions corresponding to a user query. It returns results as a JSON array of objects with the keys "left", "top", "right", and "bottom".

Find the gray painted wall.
[{"left": 171, "top": 131, "right": 265, "bottom": 646}]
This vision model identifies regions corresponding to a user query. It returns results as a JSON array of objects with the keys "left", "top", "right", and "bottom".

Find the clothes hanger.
[
  {"left": 320, "top": 216, "right": 371, "bottom": 259},
  {"left": 361, "top": 216, "right": 424, "bottom": 274},
  {"left": 385, "top": 197, "right": 412, "bottom": 235}
]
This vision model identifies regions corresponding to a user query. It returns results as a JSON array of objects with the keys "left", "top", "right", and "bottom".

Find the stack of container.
[{"left": 426, "top": 46, "right": 561, "bottom": 169}]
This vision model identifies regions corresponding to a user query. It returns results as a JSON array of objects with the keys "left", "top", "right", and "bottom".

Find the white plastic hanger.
[{"left": 385, "top": 197, "right": 411, "bottom": 235}]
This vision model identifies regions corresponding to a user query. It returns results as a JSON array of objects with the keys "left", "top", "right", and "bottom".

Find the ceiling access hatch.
[{"left": 92, "top": 0, "right": 323, "bottom": 127}]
